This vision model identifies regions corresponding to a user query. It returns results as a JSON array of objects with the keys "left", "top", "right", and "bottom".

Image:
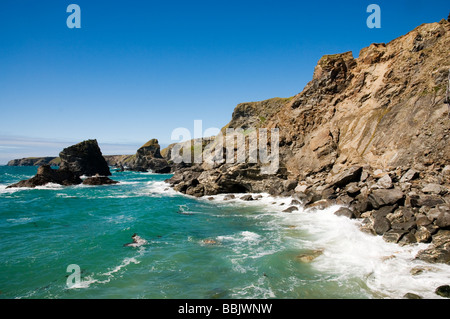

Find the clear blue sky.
[{"left": 0, "top": 0, "right": 448, "bottom": 163}]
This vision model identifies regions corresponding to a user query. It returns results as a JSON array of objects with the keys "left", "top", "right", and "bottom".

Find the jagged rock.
[
  {"left": 400, "top": 169, "right": 419, "bottom": 183},
  {"left": 123, "top": 139, "right": 172, "bottom": 173},
  {"left": 327, "top": 166, "right": 363, "bottom": 188},
  {"left": 7, "top": 140, "right": 119, "bottom": 188},
  {"left": 416, "top": 195, "right": 445, "bottom": 207},
  {"left": 82, "top": 176, "right": 120, "bottom": 185},
  {"left": 368, "top": 188, "right": 405, "bottom": 209},
  {"left": 416, "top": 230, "right": 450, "bottom": 264},
  {"left": 6, "top": 165, "right": 82, "bottom": 188},
  {"left": 383, "top": 230, "right": 408, "bottom": 243},
  {"left": 59, "top": 139, "right": 111, "bottom": 177}
]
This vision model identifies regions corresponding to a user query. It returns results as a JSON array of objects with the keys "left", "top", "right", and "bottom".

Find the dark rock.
[
  {"left": 329, "top": 166, "right": 363, "bottom": 188},
  {"left": 290, "top": 199, "right": 301, "bottom": 206},
  {"left": 372, "top": 205, "right": 398, "bottom": 219},
  {"left": 436, "top": 212, "right": 450, "bottom": 228},
  {"left": 435, "top": 285, "right": 450, "bottom": 298},
  {"left": 391, "top": 220, "right": 417, "bottom": 232},
  {"left": 223, "top": 194, "right": 236, "bottom": 201},
  {"left": 240, "top": 195, "right": 254, "bottom": 201},
  {"left": 283, "top": 206, "right": 299, "bottom": 213},
  {"left": 417, "top": 195, "right": 445, "bottom": 207},
  {"left": 374, "top": 217, "right": 391, "bottom": 235},
  {"left": 82, "top": 176, "right": 119, "bottom": 185},
  {"left": 404, "top": 293, "right": 423, "bottom": 299},
  {"left": 334, "top": 207, "right": 356, "bottom": 219},
  {"left": 123, "top": 139, "right": 172, "bottom": 173},
  {"left": 368, "top": 188, "right": 404, "bottom": 209},
  {"left": 59, "top": 139, "right": 111, "bottom": 177},
  {"left": 7, "top": 165, "right": 82, "bottom": 188},
  {"left": 383, "top": 230, "right": 407, "bottom": 243},
  {"left": 398, "top": 232, "right": 417, "bottom": 246}
]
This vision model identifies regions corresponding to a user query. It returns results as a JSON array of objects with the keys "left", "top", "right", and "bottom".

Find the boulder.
[
  {"left": 240, "top": 195, "right": 254, "bottom": 201},
  {"left": 435, "top": 285, "right": 450, "bottom": 298},
  {"left": 422, "top": 183, "right": 446, "bottom": 195},
  {"left": 328, "top": 166, "right": 363, "bottom": 188},
  {"left": 334, "top": 207, "right": 356, "bottom": 219},
  {"left": 283, "top": 206, "right": 299, "bottom": 213},
  {"left": 368, "top": 188, "right": 404, "bottom": 209},
  {"left": 373, "top": 217, "right": 391, "bottom": 235},
  {"left": 377, "top": 174, "right": 393, "bottom": 189},
  {"left": 400, "top": 169, "right": 419, "bottom": 183},
  {"left": 59, "top": 139, "right": 111, "bottom": 177},
  {"left": 383, "top": 230, "right": 407, "bottom": 243}
]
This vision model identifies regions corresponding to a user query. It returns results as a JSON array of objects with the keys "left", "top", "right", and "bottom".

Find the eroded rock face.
[
  {"left": 59, "top": 139, "right": 111, "bottom": 177},
  {"left": 164, "top": 19, "right": 450, "bottom": 263}
]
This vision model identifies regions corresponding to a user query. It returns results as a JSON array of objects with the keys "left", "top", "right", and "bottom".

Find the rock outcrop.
[
  {"left": 7, "top": 157, "right": 60, "bottom": 167},
  {"left": 167, "top": 19, "right": 450, "bottom": 263},
  {"left": 111, "top": 139, "right": 172, "bottom": 173},
  {"left": 6, "top": 165, "right": 82, "bottom": 188},
  {"left": 7, "top": 140, "right": 117, "bottom": 188},
  {"left": 59, "top": 140, "right": 111, "bottom": 177}
]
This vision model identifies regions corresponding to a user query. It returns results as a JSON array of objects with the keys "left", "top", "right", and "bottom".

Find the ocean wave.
[
  {"left": 66, "top": 257, "right": 141, "bottom": 289},
  {"left": 271, "top": 204, "right": 450, "bottom": 299}
]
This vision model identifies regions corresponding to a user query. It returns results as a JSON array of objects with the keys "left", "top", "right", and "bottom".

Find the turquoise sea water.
[{"left": 1, "top": 166, "right": 449, "bottom": 299}]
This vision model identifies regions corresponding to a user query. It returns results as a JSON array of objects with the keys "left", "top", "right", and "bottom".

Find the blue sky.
[{"left": 0, "top": 0, "right": 448, "bottom": 163}]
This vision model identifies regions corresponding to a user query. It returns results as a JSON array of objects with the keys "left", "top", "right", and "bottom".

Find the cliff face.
[
  {"left": 167, "top": 19, "right": 450, "bottom": 263},
  {"left": 110, "top": 139, "right": 172, "bottom": 173},
  {"left": 274, "top": 21, "right": 450, "bottom": 180},
  {"left": 7, "top": 157, "right": 60, "bottom": 167}
]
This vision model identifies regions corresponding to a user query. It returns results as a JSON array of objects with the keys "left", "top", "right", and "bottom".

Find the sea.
[{"left": 0, "top": 165, "right": 449, "bottom": 299}]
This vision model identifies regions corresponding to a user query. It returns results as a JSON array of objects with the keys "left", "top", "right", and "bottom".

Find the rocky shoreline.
[{"left": 3, "top": 18, "right": 450, "bottom": 298}]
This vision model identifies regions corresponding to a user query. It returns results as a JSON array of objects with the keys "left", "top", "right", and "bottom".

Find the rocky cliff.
[
  {"left": 7, "top": 157, "right": 60, "bottom": 167},
  {"left": 109, "top": 139, "right": 172, "bottom": 173},
  {"left": 167, "top": 19, "right": 450, "bottom": 264}
]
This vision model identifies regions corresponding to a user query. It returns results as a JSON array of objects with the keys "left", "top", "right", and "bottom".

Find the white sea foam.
[
  {"left": 145, "top": 181, "right": 183, "bottom": 197},
  {"left": 196, "top": 190, "right": 450, "bottom": 298},
  {"left": 270, "top": 204, "right": 450, "bottom": 299},
  {"left": 67, "top": 257, "right": 141, "bottom": 289}
]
